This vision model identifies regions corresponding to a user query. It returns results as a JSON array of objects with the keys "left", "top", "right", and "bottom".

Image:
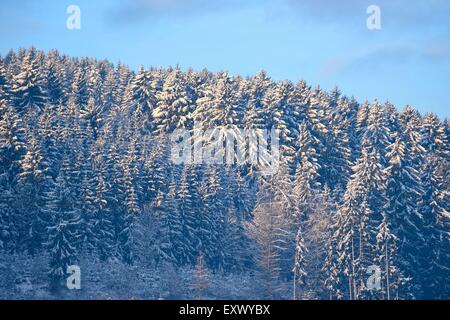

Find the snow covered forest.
[{"left": 0, "top": 47, "right": 448, "bottom": 300}]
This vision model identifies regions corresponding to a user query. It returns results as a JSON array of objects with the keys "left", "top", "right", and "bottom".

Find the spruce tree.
[
  {"left": 44, "top": 171, "right": 81, "bottom": 291},
  {"left": 153, "top": 67, "right": 194, "bottom": 135},
  {"left": 292, "top": 226, "right": 308, "bottom": 300},
  {"left": 12, "top": 51, "right": 46, "bottom": 114}
]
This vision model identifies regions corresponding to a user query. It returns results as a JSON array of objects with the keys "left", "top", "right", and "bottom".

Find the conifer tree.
[
  {"left": 154, "top": 173, "right": 182, "bottom": 266},
  {"left": 17, "top": 132, "right": 49, "bottom": 254},
  {"left": 44, "top": 172, "right": 81, "bottom": 291},
  {"left": 93, "top": 172, "right": 115, "bottom": 261},
  {"left": 12, "top": 51, "right": 47, "bottom": 114},
  {"left": 44, "top": 55, "right": 66, "bottom": 106},
  {"left": 292, "top": 226, "right": 308, "bottom": 300},
  {"left": 192, "top": 253, "right": 209, "bottom": 299},
  {"left": 153, "top": 67, "right": 194, "bottom": 135},
  {"left": 0, "top": 58, "right": 12, "bottom": 102}
]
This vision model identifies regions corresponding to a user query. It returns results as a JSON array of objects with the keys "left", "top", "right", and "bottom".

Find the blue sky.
[{"left": 1, "top": 0, "right": 449, "bottom": 118}]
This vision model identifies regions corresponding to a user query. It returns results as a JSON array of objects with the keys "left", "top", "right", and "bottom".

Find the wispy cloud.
[
  {"left": 422, "top": 40, "right": 450, "bottom": 60},
  {"left": 107, "top": 0, "right": 262, "bottom": 25},
  {"left": 321, "top": 39, "right": 450, "bottom": 79},
  {"left": 283, "top": 0, "right": 450, "bottom": 32}
]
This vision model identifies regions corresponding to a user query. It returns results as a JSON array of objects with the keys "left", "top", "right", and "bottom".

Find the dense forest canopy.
[{"left": 0, "top": 47, "right": 448, "bottom": 299}]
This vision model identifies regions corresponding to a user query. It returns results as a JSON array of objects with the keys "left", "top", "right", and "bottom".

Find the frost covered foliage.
[
  {"left": 0, "top": 48, "right": 448, "bottom": 300},
  {"left": 0, "top": 252, "right": 260, "bottom": 300}
]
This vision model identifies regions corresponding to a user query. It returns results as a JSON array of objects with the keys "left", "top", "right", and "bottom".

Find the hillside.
[{"left": 0, "top": 48, "right": 449, "bottom": 299}]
